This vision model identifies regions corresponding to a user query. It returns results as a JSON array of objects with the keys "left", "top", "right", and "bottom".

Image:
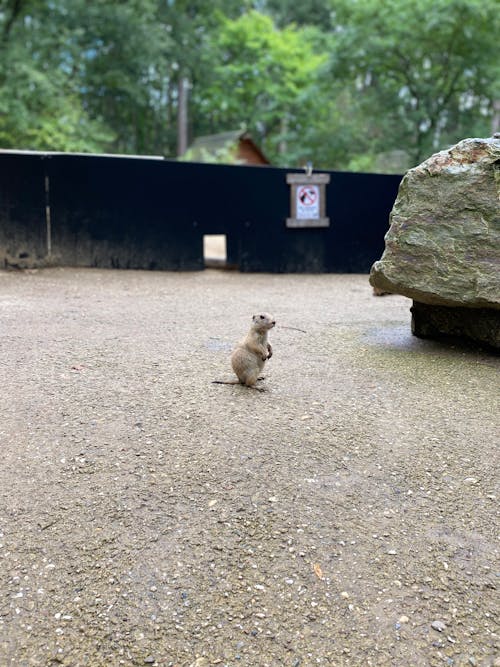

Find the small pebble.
[{"left": 431, "top": 620, "right": 447, "bottom": 632}]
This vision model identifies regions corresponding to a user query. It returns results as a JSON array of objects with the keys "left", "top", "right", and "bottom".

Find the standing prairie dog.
[
  {"left": 232, "top": 312, "right": 276, "bottom": 386},
  {"left": 213, "top": 313, "right": 276, "bottom": 388}
]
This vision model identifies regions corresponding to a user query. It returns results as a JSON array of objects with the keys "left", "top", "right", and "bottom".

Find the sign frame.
[{"left": 286, "top": 173, "right": 330, "bottom": 228}]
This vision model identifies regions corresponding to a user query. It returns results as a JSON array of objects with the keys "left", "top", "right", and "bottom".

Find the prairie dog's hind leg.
[{"left": 242, "top": 367, "right": 261, "bottom": 387}]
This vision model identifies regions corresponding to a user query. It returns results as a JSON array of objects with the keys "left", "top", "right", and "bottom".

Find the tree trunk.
[
  {"left": 177, "top": 76, "right": 189, "bottom": 157},
  {"left": 2, "top": 0, "right": 24, "bottom": 43},
  {"left": 492, "top": 100, "right": 500, "bottom": 135},
  {"left": 279, "top": 115, "right": 288, "bottom": 156}
]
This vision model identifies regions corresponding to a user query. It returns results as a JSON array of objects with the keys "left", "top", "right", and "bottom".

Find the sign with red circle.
[{"left": 296, "top": 184, "right": 320, "bottom": 219}]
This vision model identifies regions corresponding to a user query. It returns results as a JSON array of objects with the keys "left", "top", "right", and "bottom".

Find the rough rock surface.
[
  {"left": 370, "top": 136, "right": 500, "bottom": 309},
  {"left": 411, "top": 301, "right": 500, "bottom": 348}
]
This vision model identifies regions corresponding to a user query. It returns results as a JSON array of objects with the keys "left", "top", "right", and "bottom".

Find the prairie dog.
[
  {"left": 232, "top": 312, "right": 275, "bottom": 386},
  {"left": 213, "top": 313, "right": 276, "bottom": 388}
]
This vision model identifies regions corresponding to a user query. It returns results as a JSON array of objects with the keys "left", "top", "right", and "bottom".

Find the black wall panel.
[
  {"left": 0, "top": 152, "right": 402, "bottom": 272},
  {"left": 0, "top": 154, "right": 47, "bottom": 268}
]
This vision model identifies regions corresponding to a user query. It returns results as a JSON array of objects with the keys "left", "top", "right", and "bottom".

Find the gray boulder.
[{"left": 370, "top": 135, "right": 500, "bottom": 347}]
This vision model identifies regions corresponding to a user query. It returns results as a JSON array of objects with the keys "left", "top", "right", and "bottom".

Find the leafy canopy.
[{"left": 0, "top": 0, "right": 498, "bottom": 169}]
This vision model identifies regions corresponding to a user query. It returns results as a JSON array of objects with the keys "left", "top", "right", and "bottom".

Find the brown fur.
[{"left": 213, "top": 313, "right": 275, "bottom": 389}]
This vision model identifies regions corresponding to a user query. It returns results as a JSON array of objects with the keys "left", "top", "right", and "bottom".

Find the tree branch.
[{"left": 2, "top": 0, "right": 25, "bottom": 43}]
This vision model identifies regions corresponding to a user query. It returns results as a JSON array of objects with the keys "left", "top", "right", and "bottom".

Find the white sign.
[{"left": 296, "top": 184, "right": 320, "bottom": 219}]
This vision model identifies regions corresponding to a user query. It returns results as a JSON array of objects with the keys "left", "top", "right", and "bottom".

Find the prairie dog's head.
[{"left": 252, "top": 313, "right": 276, "bottom": 331}]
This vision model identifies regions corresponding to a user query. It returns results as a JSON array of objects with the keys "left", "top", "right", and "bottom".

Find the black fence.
[{"left": 0, "top": 151, "right": 402, "bottom": 272}]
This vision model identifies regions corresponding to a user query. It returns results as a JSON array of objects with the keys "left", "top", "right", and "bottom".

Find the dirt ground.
[{"left": 0, "top": 267, "right": 498, "bottom": 667}]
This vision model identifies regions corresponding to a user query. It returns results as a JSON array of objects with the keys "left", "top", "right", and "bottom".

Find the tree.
[
  {"left": 0, "top": 0, "right": 114, "bottom": 151},
  {"left": 1, "top": 0, "right": 497, "bottom": 169},
  {"left": 330, "top": 0, "right": 500, "bottom": 164},
  {"left": 200, "top": 11, "right": 326, "bottom": 165},
  {"left": 155, "top": 0, "right": 258, "bottom": 155},
  {"left": 69, "top": 0, "right": 172, "bottom": 155}
]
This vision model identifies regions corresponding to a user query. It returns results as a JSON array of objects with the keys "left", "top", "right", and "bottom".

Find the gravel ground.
[{"left": 0, "top": 267, "right": 498, "bottom": 667}]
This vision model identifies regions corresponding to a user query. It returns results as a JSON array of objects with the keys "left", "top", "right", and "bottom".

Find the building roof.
[{"left": 187, "top": 130, "right": 269, "bottom": 164}]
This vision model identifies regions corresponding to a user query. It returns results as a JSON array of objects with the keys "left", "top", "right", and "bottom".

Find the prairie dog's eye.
[{"left": 260, "top": 315, "right": 265, "bottom": 319}]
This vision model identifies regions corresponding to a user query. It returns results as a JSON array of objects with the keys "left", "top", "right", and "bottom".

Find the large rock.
[{"left": 370, "top": 135, "right": 500, "bottom": 347}]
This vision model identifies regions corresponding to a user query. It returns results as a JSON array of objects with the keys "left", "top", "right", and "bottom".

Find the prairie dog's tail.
[{"left": 211, "top": 380, "right": 240, "bottom": 385}]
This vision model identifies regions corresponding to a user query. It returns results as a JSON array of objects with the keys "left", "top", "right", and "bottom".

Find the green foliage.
[
  {"left": 201, "top": 11, "right": 327, "bottom": 165},
  {"left": 70, "top": 0, "right": 172, "bottom": 154},
  {"left": 0, "top": 0, "right": 498, "bottom": 168},
  {"left": 0, "top": 0, "right": 114, "bottom": 151},
  {"left": 331, "top": 0, "right": 500, "bottom": 163},
  {"left": 260, "top": 0, "right": 335, "bottom": 28}
]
